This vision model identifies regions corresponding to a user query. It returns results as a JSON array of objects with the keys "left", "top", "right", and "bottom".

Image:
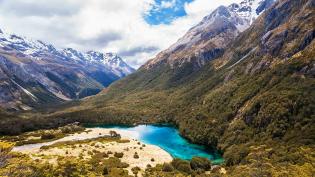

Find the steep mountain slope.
[
  {"left": 145, "top": 0, "right": 275, "bottom": 69},
  {"left": 63, "top": 0, "right": 315, "bottom": 124},
  {"left": 0, "top": 0, "right": 313, "bottom": 175},
  {"left": 34, "top": 0, "right": 315, "bottom": 175},
  {"left": 0, "top": 30, "right": 134, "bottom": 111}
]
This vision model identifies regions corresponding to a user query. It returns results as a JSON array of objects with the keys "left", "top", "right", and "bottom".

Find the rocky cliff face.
[
  {"left": 144, "top": 0, "right": 275, "bottom": 69},
  {"left": 0, "top": 30, "right": 135, "bottom": 111}
]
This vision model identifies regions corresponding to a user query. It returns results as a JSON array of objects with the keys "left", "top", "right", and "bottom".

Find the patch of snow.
[
  {"left": 10, "top": 79, "right": 38, "bottom": 101},
  {"left": 227, "top": 47, "right": 258, "bottom": 69},
  {"left": 167, "top": 0, "right": 273, "bottom": 53}
]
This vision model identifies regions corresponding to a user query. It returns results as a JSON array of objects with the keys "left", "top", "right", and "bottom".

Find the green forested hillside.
[{"left": 0, "top": 0, "right": 314, "bottom": 176}]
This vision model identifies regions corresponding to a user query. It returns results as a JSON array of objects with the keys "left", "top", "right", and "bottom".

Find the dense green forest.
[{"left": 0, "top": 0, "right": 314, "bottom": 176}]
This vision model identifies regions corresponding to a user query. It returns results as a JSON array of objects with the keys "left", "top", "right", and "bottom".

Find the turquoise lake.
[{"left": 91, "top": 125, "right": 223, "bottom": 164}]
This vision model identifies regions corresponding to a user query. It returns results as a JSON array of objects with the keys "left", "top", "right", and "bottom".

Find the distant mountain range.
[{"left": 0, "top": 29, "right": 134, "bottom": 111}]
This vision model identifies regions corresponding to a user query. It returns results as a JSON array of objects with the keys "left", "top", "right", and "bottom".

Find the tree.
[
  {"left": 162, "top": 163, "right": 174, "bottom": 172},
  {"left": 103, "top": 167, "right": 109, "bottom": 175},
  {"left": 190, "top": 157, "right": 211, "bottom": 170},
  {"left": 109, "top": 131, "right": 120, "bottom": 138}
]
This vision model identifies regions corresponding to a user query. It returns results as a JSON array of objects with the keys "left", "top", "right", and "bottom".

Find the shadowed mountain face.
[{"left": 0, "top": 30, "right": 134, "bottom": 111}]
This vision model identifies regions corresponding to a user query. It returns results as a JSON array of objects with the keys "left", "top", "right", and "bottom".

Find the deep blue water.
[{"left": 90, "top": 124, "right": 223, "bottom": 164}]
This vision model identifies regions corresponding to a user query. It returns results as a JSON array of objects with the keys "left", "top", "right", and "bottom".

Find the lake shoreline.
[
  {"left": 87, "top": 124, "right": 224, "bottom": 164},
  {"left": 86, "top": 123, "right": 220, "bottom": 149},
  {"left": 12, "top": 124, "right": 224, "bottom": 168},
  {"left": 13, "top": 127, "right": 174, "bottom": 174}
]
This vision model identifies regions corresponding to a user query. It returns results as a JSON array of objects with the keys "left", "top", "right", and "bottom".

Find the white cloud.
[
  {"left": 185, "top": 0, "right": 243, "bottom": 16},
  {"left": 160, "top": 0, "right": 177, "bottom": 9},
  {"left": 0, "top": 0, "right": 243, "bottom": 68}
]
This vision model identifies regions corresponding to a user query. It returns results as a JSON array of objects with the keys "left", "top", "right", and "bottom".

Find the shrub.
[
  {"left": 134, "top": 152, "right": 139, "bottom": 159},
  {"left": 224, "top": 144, "right": 249, "bottom": 166},
  {"left": 107, "top": 168, "right": 129, "bottom": 176},
  {"left": 92, "top": 152, "right": 108, "bottom": 160},
  {"left": 109, "top": 131, "right": 120, "bottom": 138},
  {"left": 162, "top": 163, "right": 174, "bottom": 172},
  {"left": 41, "top": 133, "right": 56, "bottom": 140},
  {"left": 114, "top": 152, "right": 124, "bottom": 158},
  {"left": 103, "top": 153, "right": 109, "bottom": 158},
  {"left": 59, "top": 125, "right": 84, "bottom": 134},
  {"left": 151, "top": 158, "right": 155, "bottom": 162},
  {"left": 117, "top": 139, "right": 130, "bottom": 143},
  {"left": 103, "top": 157, "right": 129, "bottom": 168},
  {"left": 131, "top": 166, "right": 141, "bottom": 175},
  {"left": 171, "top": 158, "right": 192, "bottom": 174},
  {"left": 177, "top": 163, "right": 192, "bottom": 174},
  {"left": 40, "top": 146, "right": 49, "bottom": 150},
  {"left": 190, "top": 157, "right": 211, "bottom": 170},
  {"left": 171, "top": 158, "right": 187, "bottom": 169},
  {"left": 92, "top": 149, "right": 100, "bottom": 154},
  {"left": 103, "top": 166, "right": 109, "bottom": 175},
  {"left": 0, "top": 141, "right": 13, "bottom": 168},
  {"left": 79, "top": 153, "right": 84, "bottom": 159},
  {"left": 192, "top": 168, "right": 205, "bottom": 175}
]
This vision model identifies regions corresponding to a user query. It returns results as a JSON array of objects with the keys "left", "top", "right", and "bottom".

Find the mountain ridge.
[
  {"left": 0, "top": 28, "right": 135, "bottom": 111},
  {"left": 144, "top": 0, "right": 275, "bottom": 69}
]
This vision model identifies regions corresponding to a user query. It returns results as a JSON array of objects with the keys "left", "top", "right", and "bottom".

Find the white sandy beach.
[{"left": 13, "top": 128, "right": 173, "bottom": 174}]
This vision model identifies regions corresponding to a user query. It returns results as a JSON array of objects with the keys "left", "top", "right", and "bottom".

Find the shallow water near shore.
[{"left": 89, "top": 124, "right": 224, "bottom": 164}]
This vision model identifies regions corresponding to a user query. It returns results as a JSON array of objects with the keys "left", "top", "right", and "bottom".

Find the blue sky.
[
  {"left": 144, "top": 0, "right": 194, "bottom": 25},
  {"left": 0, "top": 0, "right": 241, "bottom": 68}
]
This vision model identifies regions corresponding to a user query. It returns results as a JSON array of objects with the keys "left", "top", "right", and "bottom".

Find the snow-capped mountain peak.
[
  {"left": 61, "top": 49, "right": 135, "bottom": 77},
  {"left": 104, "top": 53, "right": 123, "bottom": 66},
  {"left": 0, "top": 28, "right": 135, "bottom": 110},
  {"left": 172, "top": 0, "right": 275, "bottom": 51},
  {"left": 0, "top": 28, "right": 134, "bottom": 77},
  {"left": 200, "top": 0, "right": 275, "bottom": 32},
  {"left": 62, "top": 48, "right": 86, "bottom": 61},
  {"left": 145, "top": 0, "right": 275, "bottom": 69},
  {"left": 228, "top": 0, "right": 275, "bottom": 24},
  {"left": 0, "top": 30, "right": 63, "bottom": 60}
]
